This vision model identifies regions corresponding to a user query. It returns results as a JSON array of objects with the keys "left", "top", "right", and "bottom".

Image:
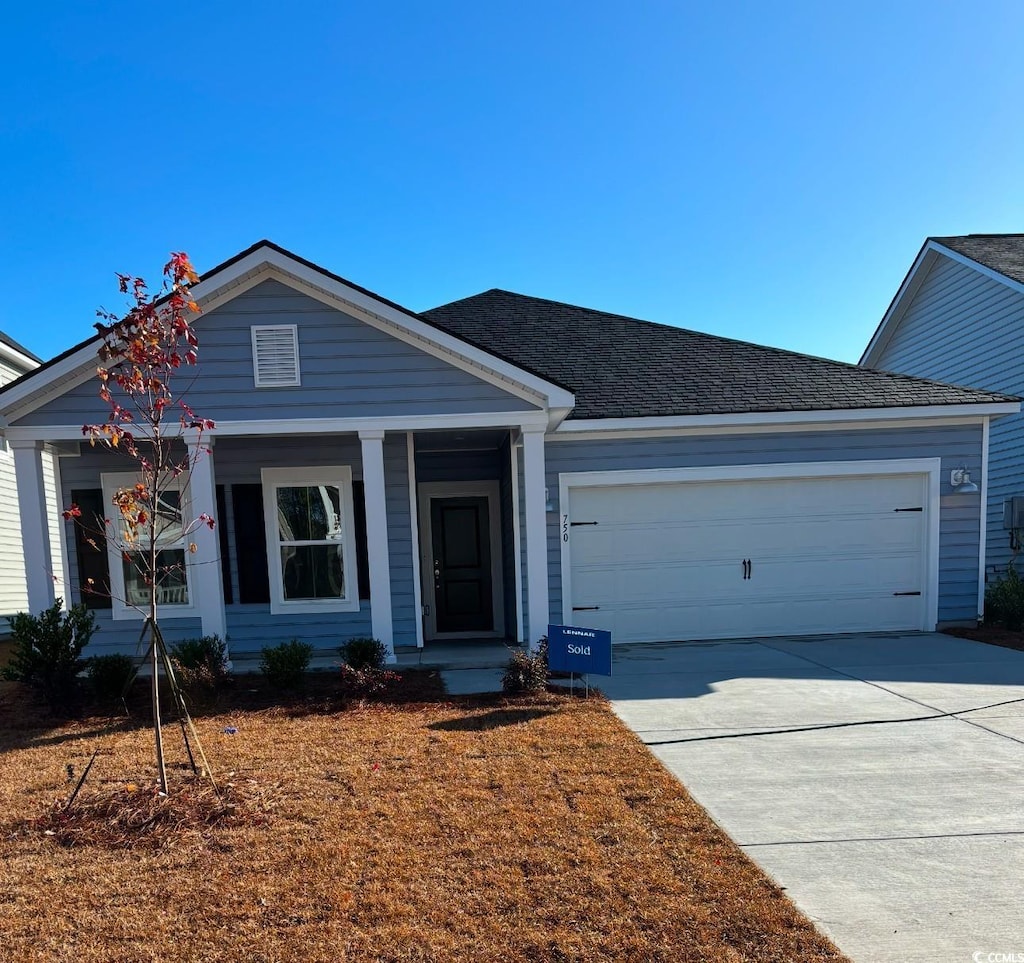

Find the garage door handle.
[
  {"left": 572, "top": 606, "right": 600, "bottom": 611},
  {"left": 893, "top": 591, "right": 921, "bottom": 596}
]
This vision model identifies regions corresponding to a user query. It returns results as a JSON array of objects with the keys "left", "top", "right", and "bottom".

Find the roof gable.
[
  {"left": 0, "top": 242, "right": 574, "bottom": 424},
  {"left": 861, "top": 235, "right": 1024, "bottom": 367},
  {"left": 424, "top": 289, "right": 1016, "bottom": 420}
]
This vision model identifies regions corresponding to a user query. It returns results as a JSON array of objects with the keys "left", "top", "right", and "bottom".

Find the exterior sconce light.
[{"left": 950, "top": 467, "right": 979, "bottom": 494}]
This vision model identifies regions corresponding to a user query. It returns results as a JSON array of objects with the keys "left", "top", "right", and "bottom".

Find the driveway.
[{"left": 603, "top": 633, "right": 1024, "bottom": 963}]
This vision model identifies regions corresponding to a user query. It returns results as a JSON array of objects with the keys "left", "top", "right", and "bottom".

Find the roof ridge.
[{"left": 427, "top": 288, "right": 1019, "bottom": 397}]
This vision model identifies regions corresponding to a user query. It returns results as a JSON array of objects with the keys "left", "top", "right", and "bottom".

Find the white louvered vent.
[{"left": 251, "top": 325, "right": 300, "bottom": 387}]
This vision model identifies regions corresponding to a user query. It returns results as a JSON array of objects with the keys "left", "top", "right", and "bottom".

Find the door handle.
[{"left": 742, "top": 559, "right": 751, "bottom": 580}]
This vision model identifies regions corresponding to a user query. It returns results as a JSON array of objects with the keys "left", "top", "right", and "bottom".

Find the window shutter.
[
  {"left": 251, "top": 325, "right": 300, "bottom": 387},
  {"left": 70, "top": 489, "right": 112, "bottom": 610},
  {"left": 215, "top": 485, "right": 233, "bottom": 605},
  {"left": 231, "top": 484, "right": 271, "bottom": 604},
  {"left": 353, "top": 481, "right": 370, "bottom": 600}
]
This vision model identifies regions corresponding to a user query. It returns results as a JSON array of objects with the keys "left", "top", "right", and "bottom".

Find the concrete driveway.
[{"left": 603, "top": 633, "right": 1024, "bottom": 963}]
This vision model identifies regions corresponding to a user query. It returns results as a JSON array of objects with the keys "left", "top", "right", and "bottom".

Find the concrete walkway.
[{"left": 598, "top": 633, "right": 1024, "bottom": 963}]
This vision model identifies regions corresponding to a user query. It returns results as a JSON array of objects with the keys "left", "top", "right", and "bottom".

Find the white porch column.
[
  {"left": 521, "top": 425, "right": 549, "bottom": 650},
  {"left": 359, "top": 430, "right": 396, "bottom": 662},
  {"left": 186, "top": 436, "right": 227, "bottom": 641},
  {"left": 11, "top": 441, "right": 56, "bottom": 612}
]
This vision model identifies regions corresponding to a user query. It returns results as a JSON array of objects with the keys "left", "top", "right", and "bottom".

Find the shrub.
[
  {"left": 1, "top": 600, "right": 97, "bottom": 708},
  {"left": 88, "top": 653, "right": 136, "bottom": 704},
  {"left": 170, "top": 636, "right": 232, "bottom": 694},
  {"left": 501, "top": 638, "right": 548, "bottom": 694},
  {"left": 338, "top": 663, "right": 400, "bottom": 700},
  {"left": 985, "top": 564, "right": 1024, "bottom": 630},
  {"left": 260, "top": 639, "right": 313, "bottom": 689},
  {"left": 338, "top": 636, "right": 388, "bottom": 671}
]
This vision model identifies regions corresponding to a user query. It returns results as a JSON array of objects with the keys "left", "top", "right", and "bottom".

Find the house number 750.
[{"left": 562, "top": 515, "right": 569, "bottom": 542}]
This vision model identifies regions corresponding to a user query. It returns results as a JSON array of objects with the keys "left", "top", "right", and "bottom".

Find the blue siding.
[
  {"left": 544, "top": 424, "right": 984, "bottom": 626},
  {"left": 869, "top": 254, "right": 1024, "bottom": 576},
  {"left": 14, "top": 279, "right": 538, "bottom": 427},
  {"left": 58, "top": 432, "right": 419, "bottom": 655}
]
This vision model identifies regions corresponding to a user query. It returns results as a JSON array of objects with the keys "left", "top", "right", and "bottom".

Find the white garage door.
[{"left": 564, "top": 471, "right": 930, "bottom": 643}]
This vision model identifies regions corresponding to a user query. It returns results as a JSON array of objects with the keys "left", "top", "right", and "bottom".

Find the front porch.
[{"left": 11, "top": 419, "right": 552, "bottom": 662}]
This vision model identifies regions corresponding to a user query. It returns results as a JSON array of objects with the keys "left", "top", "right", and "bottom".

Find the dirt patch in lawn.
[
  {"left": 944, "top": 625, "right": 1024, "bottom": 654},
  {"left": 0, "top": 678, "right": 847, "bottom": 962}
]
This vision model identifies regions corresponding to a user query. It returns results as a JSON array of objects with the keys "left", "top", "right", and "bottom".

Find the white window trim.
[
  {"left": 261, "top": 465, "right": 360, "bottom": 615},
  {"left": 101, "top": 471, "right": 198, "bottom": 621},
  {"left": 251, "top": 324, "right": 301, "bottom": 388}
]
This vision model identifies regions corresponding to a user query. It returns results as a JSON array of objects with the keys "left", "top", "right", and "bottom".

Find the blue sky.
[{"left": 1, "top": 1, "right": 1021, "bottom": 364}]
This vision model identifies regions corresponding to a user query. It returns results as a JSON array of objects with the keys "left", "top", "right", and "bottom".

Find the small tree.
[{"left": 63, "top": 253, "right": 216, "bottom": 794}]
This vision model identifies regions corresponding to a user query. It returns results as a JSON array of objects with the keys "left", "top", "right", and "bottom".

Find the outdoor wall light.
[{"left": 950, "top": 466, "right": 980, "bottom": 494}]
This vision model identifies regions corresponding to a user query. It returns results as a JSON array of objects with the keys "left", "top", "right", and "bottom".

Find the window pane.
[
  {"left": 153, "top": 490, "right": 185, "bottom": 546},
  {"left": 276, "top": 485, "right": 342, "bottom": 542},
  {"left": 281, "top": 544, "right": 344, "bottom": 600},
  {"left": 122, "top": 549, "right": 189, "bottom": 607}
]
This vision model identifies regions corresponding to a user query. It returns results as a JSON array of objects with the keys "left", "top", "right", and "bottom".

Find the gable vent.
[{"left": 251, "top": 325, "right": 300, "bottom": 387}]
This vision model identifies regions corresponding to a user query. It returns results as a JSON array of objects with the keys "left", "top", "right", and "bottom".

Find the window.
[
  {"left": 251, "top": 325, "right": 300, "bottom": 387},
  {"left": 261, "top": 467, "right": 359, "bottom": 614},
  {"left": 101, "top": 473, "right": 195, "bottom": 620}
]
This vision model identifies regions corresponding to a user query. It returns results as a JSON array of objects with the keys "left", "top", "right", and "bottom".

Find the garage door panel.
[{"left": 565, "top": 471, "right": 929, "bottom": 642}]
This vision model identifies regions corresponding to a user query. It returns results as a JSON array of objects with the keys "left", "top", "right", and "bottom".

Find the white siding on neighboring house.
[
  {"left": 0, "top": 350, "right": 62, "bottom": 625},
  {"left": 867, "top": 253, "right": 1024, "bottom": 576}
]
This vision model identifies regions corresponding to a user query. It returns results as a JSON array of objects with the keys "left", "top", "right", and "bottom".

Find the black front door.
[{"left": 430, "top": 496, "right": 494, "bottom": 634}]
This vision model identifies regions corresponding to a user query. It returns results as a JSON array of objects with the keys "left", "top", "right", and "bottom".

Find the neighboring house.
[
  {"left": 861, "top": 234, "right": 1024, "bottom": 590},
  {"left": 0, "top": 241, "right": 1016, "bottom": 660},
  {"left": 0, "top": 330, "right": 54, "bottom": 628}
]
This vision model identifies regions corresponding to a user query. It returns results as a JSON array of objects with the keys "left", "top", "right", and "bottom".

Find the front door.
[{"left": 430, "top": 496, "right": 494, "bottom": 634}]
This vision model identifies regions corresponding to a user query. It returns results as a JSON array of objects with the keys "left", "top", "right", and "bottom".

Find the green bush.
[
  {"left": 260, "top": 639, "right": 313, "bottom": 689},
  {"left": 985, "top": 564, "right": 1024, "bottom": 630},
  {"left": 501, "top": 638, "right": 549, "bottom": 694},
  {"left": 338, "top": 636, "right": 388, "bottom": 671},
  {"left": 170, "top": 636, "right": 232, "bottom": 694},
  {"left": 87, "top": 653, "right": 136, "bottom": 704},
  {"left": 1, "top": 600, "right": 97, "bottom": 709}
]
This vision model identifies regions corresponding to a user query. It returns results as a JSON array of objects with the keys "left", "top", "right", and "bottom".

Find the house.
[
  {"left": 861, "top": 234, "right": 1024, "bottom": 585},
  {"left": 0, "top": 241, "right": 1017, "bottom": 660},
  {"left": 0, "top": 329, "right": 53, "bottom": 628}
]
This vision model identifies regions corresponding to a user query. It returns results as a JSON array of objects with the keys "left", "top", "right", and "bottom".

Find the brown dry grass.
[{"left": 0, "top": 674, "right": 847, "bottom": 963}]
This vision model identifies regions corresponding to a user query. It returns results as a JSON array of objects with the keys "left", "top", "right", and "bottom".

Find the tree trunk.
[{"left": 151, "top": 538, "right": 168, "bottom": 794}]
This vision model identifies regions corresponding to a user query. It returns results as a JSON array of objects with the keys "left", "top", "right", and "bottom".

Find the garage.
[{"left": 559, "top": 462, "right": 939, "bottom": 643}]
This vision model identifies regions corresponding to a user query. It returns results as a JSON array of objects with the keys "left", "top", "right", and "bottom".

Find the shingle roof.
[
  {"left": 0, "top": 329, "right": 41, "bottom": 365},
  {"left": 423, "top": 289, "right": 1017, "bottom": 420},
  {"left": 932, "top": 234, "right": 1024, "bottom": 286}
]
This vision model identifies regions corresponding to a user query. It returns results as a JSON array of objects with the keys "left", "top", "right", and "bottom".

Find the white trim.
[
  {"left": 251, "top": 324, "right": 301, "bottom": 388},
  {"left": 100, "top": 470, "right": 198, "bottom": 621},
  {"left": 552, "top": 404, "right": 1019, "bottom": 439},
  {"left": 407, "top": 433, "right": 424, "bottom": 648},
  {"left": 979, "top": 416, "right": 990, "bottom": 618},
  {"left": 861, "top": 240, "right": 1024, "bottom": 367},
  {"left": 546, "top": 414, "right": 1004, "bottom": 442},
  {"left": 558, "top": 458, "right": 943, "bottom": 636},
  {"left": 509, "top": 431, "right": 525, "bottom": 644},
  {"left": 2, "top": 410, "right": 551, "bottom": 443},
  {"left": 0, "top": 340, "right": 39, "bottom": 373},
  {"left": 0, "top": 246, "right": 575, "bottom": 419},
  {"left": 359, "top": 433, "right": 395, "bottom": 658},
  {"left": 521, "top": 426, "right": 549, "bottom": 649},
  {"left": 417, "top": 480, "right": 505, "bottom": 641},
  {"left": 186, "top": 438, "right": 227, "bottom": 640},
  {"left": 11, "top": 441, "right": 56, "bottom": 613},
  {"left": 260, "top": 465, "right": 360, "bottom": 616}
]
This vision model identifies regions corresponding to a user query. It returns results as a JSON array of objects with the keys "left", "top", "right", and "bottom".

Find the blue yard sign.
[{"left": 547, "top": 623, "right": 612, "bottom": 676}]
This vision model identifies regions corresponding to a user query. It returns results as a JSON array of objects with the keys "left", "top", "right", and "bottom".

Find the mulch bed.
[
  {"left": 0, "top": 671, "right": 848, "bottom": 963},
  {"left": 944, "top": 625, "right": 1024, "bottom": 654}
]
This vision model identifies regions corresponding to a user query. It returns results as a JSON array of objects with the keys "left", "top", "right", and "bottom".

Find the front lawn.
[{"left": 0, "top": 675, "right": 846, "bottom": 962}]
